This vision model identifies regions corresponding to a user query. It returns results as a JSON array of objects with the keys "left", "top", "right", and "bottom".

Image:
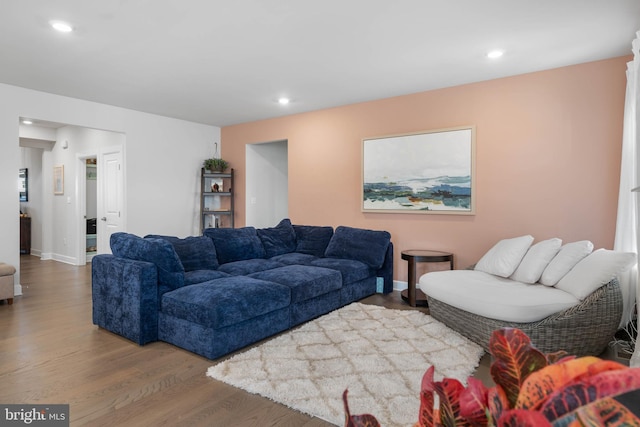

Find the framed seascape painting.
[{"left": 362, "top": 126, "right": 475, "bottom": 214}]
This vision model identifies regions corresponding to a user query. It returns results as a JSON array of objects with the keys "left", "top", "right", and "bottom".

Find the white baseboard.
[
  {"left": 52, "top": 254, "right": 78, "bottom": 265},
  {"left": 394, "top": 280, "right": 408, "bottom": 291}
]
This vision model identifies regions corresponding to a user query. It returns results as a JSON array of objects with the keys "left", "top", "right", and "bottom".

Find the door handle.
[{"left": 101, "top": 217, "right": 107, "bottom": 221}]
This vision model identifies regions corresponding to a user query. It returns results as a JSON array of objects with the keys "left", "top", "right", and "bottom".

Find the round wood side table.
[{"left": 401, "top": 249, "right": 454, "bottom": 307}]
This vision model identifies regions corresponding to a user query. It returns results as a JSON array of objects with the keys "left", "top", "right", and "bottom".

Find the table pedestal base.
[{"left": 401, "top": 288, "right": 428, "bottom": 307}]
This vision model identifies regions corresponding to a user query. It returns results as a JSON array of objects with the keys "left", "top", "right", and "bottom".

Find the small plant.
[
  {"left": 204, "top": 158, "right": 229, "bottom": 172},
  {"left": 344, "top": 328, "right": 640, "bottom": 427}
]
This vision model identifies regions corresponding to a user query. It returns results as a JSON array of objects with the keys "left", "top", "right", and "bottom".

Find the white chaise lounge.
[{"left": 419, "top": 236, "right": 636, "bottom": 356}]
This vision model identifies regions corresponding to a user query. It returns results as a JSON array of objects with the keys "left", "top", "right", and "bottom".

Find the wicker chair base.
[{"left": 427, "top": 278, "right": 623, "bottom": 357}]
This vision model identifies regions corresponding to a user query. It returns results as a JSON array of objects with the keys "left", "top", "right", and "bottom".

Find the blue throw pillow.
[
  {"left": 293, "top": 225, "right": 334, "bottom": 257},
  {"left": 324, "top": 226, "right": 391, "bottom": 269},
  {"left": 203, "top": 227, "right": 266, "bottom": 264},
  {"left": 257, "top": 219, "right": 297, "bottom": 258},
  {"left": 146, "top": 235, "right": 218, "bottom": 272}
]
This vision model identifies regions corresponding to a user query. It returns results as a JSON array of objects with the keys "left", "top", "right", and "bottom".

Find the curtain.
[{"left": 616, "top": 30, "right": 640, "bottom": 367}]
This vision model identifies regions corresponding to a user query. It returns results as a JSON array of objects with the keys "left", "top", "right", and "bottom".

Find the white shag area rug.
[{"left": 206, "top": 302, "right": 484, "bottom": 427}]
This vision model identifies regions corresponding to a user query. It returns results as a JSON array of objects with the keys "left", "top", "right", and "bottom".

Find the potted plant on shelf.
[{"left": 204, "top": 158, "right": 229, "bottom": 173}]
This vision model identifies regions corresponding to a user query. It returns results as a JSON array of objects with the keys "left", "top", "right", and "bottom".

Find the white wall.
[
  {"left": 0, "top": 83, "right": 220, "bottom": 288},
  {"left": 245, "top": 140, "right": 288, "bottom": 228}
]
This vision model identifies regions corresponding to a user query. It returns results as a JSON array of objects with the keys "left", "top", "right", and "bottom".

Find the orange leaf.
[
  {"left": 516, "top": 357, "right": 626, "bottom": 410},
  {"left": 496, "top": 409, "right": 552, "bottom": 427},
  {"left": 540, "top": 368, "right": 640, "bottom": 421},
  {"left": 551, "top": 392, "right": 640, "bottom": 427}
]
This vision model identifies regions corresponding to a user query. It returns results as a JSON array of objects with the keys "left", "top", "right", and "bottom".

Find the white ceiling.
[{"left": 3, "top": 1, "right": 639, "bottom": 127}]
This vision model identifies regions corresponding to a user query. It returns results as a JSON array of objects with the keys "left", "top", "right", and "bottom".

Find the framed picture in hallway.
[
  {"left": 362, "top": 126, "right": 475, "bottom": 214},
  {"left": 53, "top": 165, "right": 64, "bottom": 195},
  {"left": 19, "top": 168, "right": 28, "bottom": 202}
]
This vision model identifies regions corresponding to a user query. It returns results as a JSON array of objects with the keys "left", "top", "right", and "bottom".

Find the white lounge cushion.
[
  {"left": 510, "top": 238, "right": 562, "bottom": 284},
  {"left": 419, "top": 270, "right": 579, "bottom": 323},
  {"left": 540, "top": 240, "right": 593, "bottom": 286},
  {"left": 475, "top": 235, "right": 534, "bottom": 278},
  {"left": 555, "top": 249, "right": 636, "bottom": 300}
]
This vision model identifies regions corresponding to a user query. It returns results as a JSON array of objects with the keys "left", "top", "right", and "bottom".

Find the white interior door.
[{"left": 98, "top": 148, "right": 124, "bottom": 253}]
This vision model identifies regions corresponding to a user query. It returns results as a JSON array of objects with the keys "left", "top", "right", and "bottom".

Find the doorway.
[
  {"left": 245, "top": 140, "right": 288, "bottom": 228},
  {"left": 18, "top": 119, "right": 125, "bottom": 266},
  {"left": 75, "top": 144, "right": 125, "bottom": 265},
  {"left": 85, "top": 157, "right": 98, "bottom": 262}
]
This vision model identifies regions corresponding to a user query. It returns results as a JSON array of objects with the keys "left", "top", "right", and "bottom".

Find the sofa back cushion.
[
  {"left": 146, "top": 235, "right": 218, "bottom": 271},
  {"left": 475, "top": 235, "right": 534, "bottom": 278},
  {"left": 257, "top": 218, "right": 297, "bottom": 258},
  {"left": 293, "top": 225, "right": 334, "bottom": 257},
  {"left": 509, "top": 238, "right": 562, "bottom": 284},
  {"left": 204, "top": 226, "right": 266, "bottom": 264},
  {"left": 539, "top": 240, "right": 593, "bottom": 286},
  {"left": 110, "top": 232, "right": 185, "bottom": 292},
  {"left": 555, "top": 249, "right": 636, "bottom": 300},
  {"left": 324, "top": 226, "right": 391, "bottom": 269}
]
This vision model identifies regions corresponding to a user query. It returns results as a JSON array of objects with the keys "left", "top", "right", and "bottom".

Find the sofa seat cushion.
[
  {"left": 419, "top": 270, "right": 579, "bottom": 323},
  {"left": 309, "top": 258, "right": 371, "bottom": 285},
  {"left": 269, "top": 252, "right": 318, "bottom": 265},
  {"left": 161, "top": 277, "right": 291, "bottom": 329},
  {"left": 217, "top": 258, "right": 285, "bottom": 275},
  {"left": 184, "top": 269, "right": 230, "bottom": 286},
  {"left": 248, "top": 265, "right": 342, "bottom": 303}
]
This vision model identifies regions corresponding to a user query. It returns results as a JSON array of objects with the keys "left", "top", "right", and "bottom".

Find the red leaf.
[
  {"left": 496, "top": 409, "right": 552, "bottom": 427},
  {"left": 416, "top": 367, "right": 437, "bottom": 427},
  {"left": 433, "top": 377, "right": 469, "bottom": 427},
  {"left": 459, "top": 378, "right": 490, "bottom": 427},
  {"left": 489, "top": 328, "right": 548, "bottom": 408},
  {"left": 540, "top": 367, "right": 640, "bottom": 421},
  {"left": 343, "top": 389, "right": 381, "bottom": 427},
  {"left": 488, "top": 386, "right": 509, "bottom": 423}
]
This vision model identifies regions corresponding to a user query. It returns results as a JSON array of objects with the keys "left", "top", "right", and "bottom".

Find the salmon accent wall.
[{"left": 222, "top": 56, "right": 628, "bottom": 284}]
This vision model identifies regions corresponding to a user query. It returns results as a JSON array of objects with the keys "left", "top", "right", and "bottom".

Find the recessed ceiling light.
[
  {"left": 22, "top": 120, "right": 33, "bottom": 125},
  {"left": 278, "top": 97, "right": 290, "bottom": 105},
  {"left": 50, "top": 21, "right": 73, "bottom": 33},
  {"left": 487, "top": 50, "right": 504, "bottom": 59}
]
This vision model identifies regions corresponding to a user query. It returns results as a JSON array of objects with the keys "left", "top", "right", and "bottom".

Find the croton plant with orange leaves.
[{"left": 343, "top": 328, "right": 640, "bottom": 427}]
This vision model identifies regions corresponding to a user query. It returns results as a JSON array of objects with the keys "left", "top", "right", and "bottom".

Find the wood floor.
[{"left": 1, "top": 256, "right": 487, "bottom": 426}]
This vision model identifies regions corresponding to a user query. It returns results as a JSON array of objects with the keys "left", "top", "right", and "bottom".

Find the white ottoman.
[{"left": 0, "top": 262, "right": 16, "bottom": 305}]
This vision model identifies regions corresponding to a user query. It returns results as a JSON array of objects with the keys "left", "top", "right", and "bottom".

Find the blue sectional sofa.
[{"left": 91, "top": 219, "right": 393, "bottom": 359}]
